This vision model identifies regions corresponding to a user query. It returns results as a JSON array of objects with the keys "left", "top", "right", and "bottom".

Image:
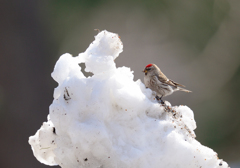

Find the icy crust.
[{"left": 29, "top": 30, "right": 229, "bottom": 168}]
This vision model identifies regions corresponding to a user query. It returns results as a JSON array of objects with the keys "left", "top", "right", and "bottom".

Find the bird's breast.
[{"left": 144, "top": 75, "right": 151, "bottom": 88}]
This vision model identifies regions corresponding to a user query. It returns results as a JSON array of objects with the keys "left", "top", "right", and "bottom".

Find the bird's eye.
[{"left": 146, "top": 67, "right": 151, "bottom": 71}]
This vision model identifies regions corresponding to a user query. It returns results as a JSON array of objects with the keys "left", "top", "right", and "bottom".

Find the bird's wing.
[
  {"left": 156, "top": 69, "right": 186, "bottom": 87},
  {"left": 169, "top": 79, "right": 185, "bottom": 87},
  {"left": 156, "top": 73, "right": 177, "bottom": 88}
]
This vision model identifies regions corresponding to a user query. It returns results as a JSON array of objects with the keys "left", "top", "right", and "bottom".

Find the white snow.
[{"left": 29, "top": 30, "right": 229, "bottom": 168}]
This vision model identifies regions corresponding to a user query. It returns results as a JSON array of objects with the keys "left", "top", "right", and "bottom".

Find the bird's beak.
[{"left": 143, "top": 69, "right": 147, "bottom": 73}]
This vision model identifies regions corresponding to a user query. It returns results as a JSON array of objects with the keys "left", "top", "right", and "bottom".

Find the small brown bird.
[{"left": 143, "top": 64, "right": 191, "bottom": 104}]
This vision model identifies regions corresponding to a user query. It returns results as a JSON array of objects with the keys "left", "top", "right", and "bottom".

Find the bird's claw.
[
  {"left": 156, "top": 96, "right": 165, "bottom": 104},
  {"left": 160, "top": 100, "right": 165, "bottom": 104}
]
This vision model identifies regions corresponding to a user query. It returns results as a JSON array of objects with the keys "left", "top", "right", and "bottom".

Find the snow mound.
[{"left": 29, "top": 30, "right": 229, "bottom": 168}]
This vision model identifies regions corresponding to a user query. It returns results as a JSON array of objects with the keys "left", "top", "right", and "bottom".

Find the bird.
[{"left": 143, "top": 63, "right": 191, "bottom": 104}]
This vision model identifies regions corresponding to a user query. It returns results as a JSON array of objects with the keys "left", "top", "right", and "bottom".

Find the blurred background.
[{"left": 0, "top": 0, "right": 240, "bottom": 167}]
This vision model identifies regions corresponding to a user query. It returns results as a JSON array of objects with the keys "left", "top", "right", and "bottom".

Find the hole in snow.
[
  {"left": 53, "top": 127, "right": 56, "bottom": 134},
  {"left": 84, "top": 158, "right": 88, "bottom": 161},
  {"left": 79, "top": 63, "right": 93, "bottom": 77}
]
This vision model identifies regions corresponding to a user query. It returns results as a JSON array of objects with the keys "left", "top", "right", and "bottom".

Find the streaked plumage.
[{"left": 143, "top": 64, "right": 191, "bottom": 102}]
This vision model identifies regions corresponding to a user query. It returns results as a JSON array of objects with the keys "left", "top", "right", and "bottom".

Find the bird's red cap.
[{"left": 145, "top": 64, "right": 153, "bottom": 68}]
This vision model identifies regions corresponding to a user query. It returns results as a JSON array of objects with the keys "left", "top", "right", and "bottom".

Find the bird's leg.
[
  {"left": 160, "top": 96, "right": 165, "bottom": 104},
  {"left": 156, "top": 95, "right": 164, "bottom": 104}
]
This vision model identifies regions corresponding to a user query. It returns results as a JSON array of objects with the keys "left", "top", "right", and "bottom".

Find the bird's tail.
[{"left": 178, "top": 87, "right": 192, "bottom": 93}]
